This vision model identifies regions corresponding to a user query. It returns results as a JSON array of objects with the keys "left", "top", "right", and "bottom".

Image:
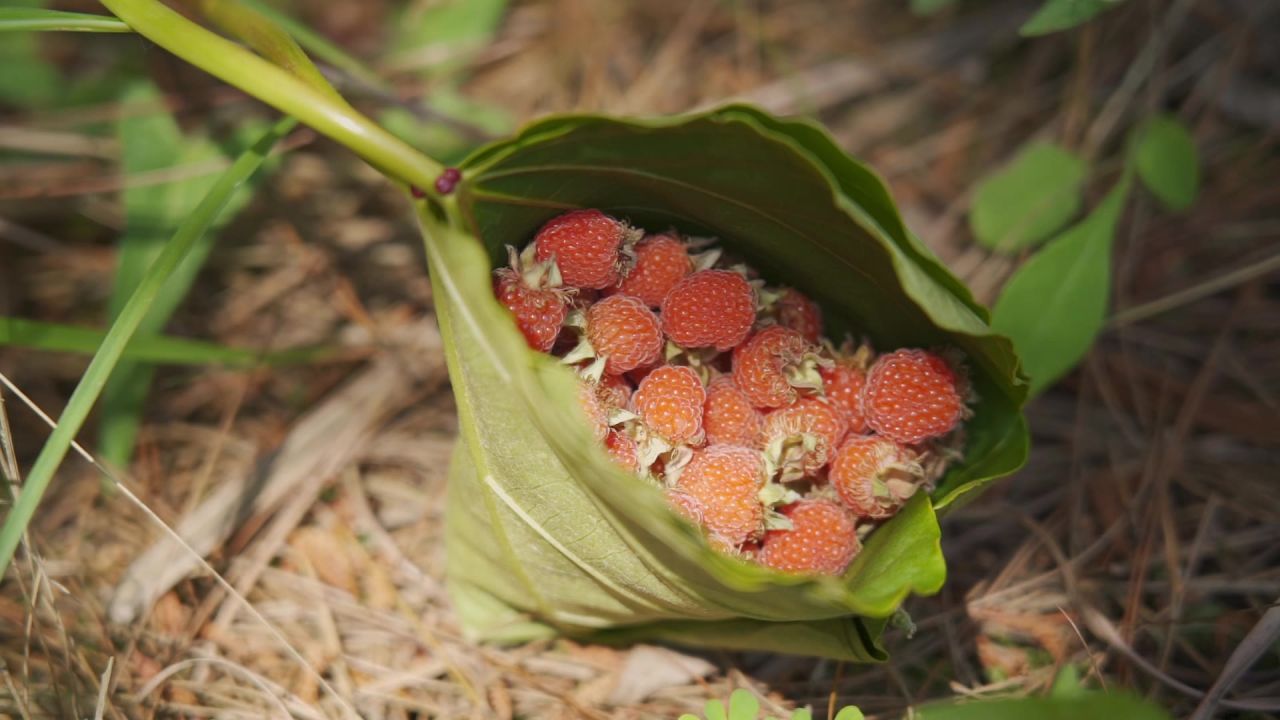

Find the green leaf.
[
  {"left": 425, "top": 106, "right": 1027, "bottom": 660},
  {"left": 0, "top": 117, "right": 296, "bottom": 579},
  {"left": 0, "top": 0, "right": 59, "bottom": 108},
  {"left": 916, "top": 692, "right": 1170, "bottom": 720},
  {"left": 1020, "top": 0, "right": 1126, "bottom": 36},
  {"left": 0, "top": 7, "right": 131, "bottom": 33},
  {"left": 728, "top": 690, "right": 760, "bottom": 720},
  {"left": 992, "top": 180, "right": 1130, "bottom": 396},
  {"left": 970, "top": 142, "right": 1087, "bottom": 253},
  {"left": 1050, "top": 665, "right": 1084, "bottom": 698},
  {"left": 390, "top": 0, "right": 507, "bottom": 68},
  {"left": 1133, "top": 114, "right": 1198, "bottom": 211},
  {"left": 833, "top": 707, "right": 866, "bottom": 720},
  {"left": 911, "top": 0, "right": 957, "bottom": 16},
  {"left": 0, "top": 317, "right": 331, "bottom": 367}
]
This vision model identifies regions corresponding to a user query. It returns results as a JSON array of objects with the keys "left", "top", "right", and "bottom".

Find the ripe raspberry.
[
  {"left": 631, "top": 365, "right": 706, "bottom": 444},
  {"left": 829, "top": 435, "right": 921, "bottom": 519},
  {"left": 494, "top": 268, "right": 569, "bottom": 352},
  {"left": 534, "top": 209, "right": 638, "bottom": 289},
  {"left": 776, "top": 288, "right": 823, "bottom": 344},
  {"left": 676, "top": 445, "right": 766, "bottom": 546},
  {"left": 758, "top": 500, "right": 860, "bottom": 576},
  {"left": 610, "top": 233, "right": 691, "bottom": 307},
  {"left": 702, "top": 376, "right": 763, "bottom": 447},
  {"left": 732, "top": 326, "right": 823, "bottom": 409},
  {"left": 862, "top": 349, "right": 965, "bottom": 444},
  {"left": 820, "top": 364, "right": 868, "bottom": 435},
  {"left": 761, "top": 398, "right": 849, "bottom": 477},
  {"left": 660, "top": 270, "right": 756, "bottom": 351},
  {"left": 597, "top": 374, "right": 634, "bottom": 410},
  {"left": 605, "top": 429, "right": 639, "bottom": 472},
  {"left": 577, "top": 380, "right": 610, "bottom": 443},
  {"left": 585, "top": 294, "right": 664, "bottom": 376}
]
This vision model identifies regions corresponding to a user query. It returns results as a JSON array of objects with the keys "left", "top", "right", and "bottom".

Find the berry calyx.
[
  {"left": 862, "top": 349, "right": 965, "bottom": 444},
  {"left": 660, "top": 270, "right": 756, "bottom": 351},
  {"left": 702, "top": 376, "right": 763, "bottom": 447},
  {"left": 610, "top": 232, "right": 691, "bottom": 307},
  {"left": 758, "top": 500, "right": 861, "bottom": 576},
  {"left": 829, "top": 435, "right": 922, "bottom": 519},
  {"left": 534, "top": 209, "right": 640, "bottom": 289},
  {"left": 631, "top": 365, "right": 706, "bottom": 445},
  {"left": 676, "top": 445, "right": 767, "bottom": 546},
  {"left": 761, "top": 398, "right": 849, "bottom": 479},
  {"left": 732, "top": 326, "right": 825, "bottom": 409}
]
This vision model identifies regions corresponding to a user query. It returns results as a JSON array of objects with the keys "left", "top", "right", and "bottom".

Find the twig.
[{"left": 1190, "top": 601, "right": 1280, "bottom": 720}]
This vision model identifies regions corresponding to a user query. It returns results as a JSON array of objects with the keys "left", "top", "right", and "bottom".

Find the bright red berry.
[
  {"left": 776, "top": 288, "right": 823, "bottom": 344},
  {"left": 732, "top": 326, "right": 822, "bottom": 409},
  {"left": 676, "top": 445, "right": 767, "bottom": 546},
  {"left": 829, "top": 435, "right": 921, "bottom": 519},
  {"left": 660, "top": 270, "right": 756, "bottom": 351},
  {"left": 758, "top": 500, "right": 860, "bottom": 576},
  {"left": 702, "top": 376, "right": 763, "bottom": 447},
  {"left": 611, "top": 233, "right": 691, "bottom": 307},
  {"left": 494, "top": 268, "right": 569, "bottom": 352},
  {"left": 605, "top": 429, "right": 639, "bottom": 472},
  {"left": 534, "top": 209, "right": 637, "bottom": 289},
  {"left": 760, "top": 398, "right": 849, "bottom": 477},
  {"left": 631, "top": 365, "right": 706, "bottom": 444},
  {"left": 585, "top": 294, "right": 664, "bottom": 375},
  {"left": 820, "top": 364, "right": 868, "bottom": 435},
  {"left": 862, "top": 349, "right": 964, "bottom": 444}
]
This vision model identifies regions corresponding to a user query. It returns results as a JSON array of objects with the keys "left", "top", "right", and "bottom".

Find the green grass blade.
[
  {"left": 0, "top": 317, "right": 334, "bottom": 367},
  {"left": 0, "top": 8, "right": 131, "bottom": 33},
  {"left": 100, "top": 0, "right": 443, "bottom": 191},
  {"left": 0, "top": 116, "right": 297, "bottom": 579}
]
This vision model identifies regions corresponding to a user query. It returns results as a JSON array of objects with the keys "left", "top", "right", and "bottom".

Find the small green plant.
[{"left": 679, "top": 689, "right": 864, "bottom": 720}]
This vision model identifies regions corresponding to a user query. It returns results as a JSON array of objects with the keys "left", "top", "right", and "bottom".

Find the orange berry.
[
  {"left": 758, "top": 500, "right": 860, "bottom": 576},
  {"left": 660, "top": 270, "right": 756, "bottom": 350},
  {"left": 776, "top": 288, "right": 823, "bottom": 344},
  {"left": 610, "top": 232, "right": 691, "bottom": 307},
  {"left": 862, "top": 349, "right": 964, "bottom": 444},
  {"left": 631, "top": 365, "right": 706, "bottom": 444},
  {"left": 577, "top": 380, "right": 610, "bottom": 443},
  {"left": 676, "top": 445, "right": 767, "bottom": 546},
  {"left": 534, "top": 209, "right": 637, "bottom": 289},
  {"left": 605, "top": 429, "right": 639, "bottom": 472},
  {"left": 760, "top": 398, "right": 849, "bottom": 476},
  {"left": 585, "top": 294, "right": 664, "bottom": 375},
  {"left": 820, "top": 364, "right": 868, "bottom": 435},
  {"left": 703, "top": 376, "right": 763, "bottom": 447},
  {"left": 731, "top": 326, "right": 819, "bottom": 409},
  {"left": 494, "top": 268, "right": 569, "bottom": 352}
]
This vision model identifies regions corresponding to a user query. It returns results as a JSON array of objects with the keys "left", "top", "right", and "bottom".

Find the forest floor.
[{"left": 2, "top": 1, "right": 1278, "bottom": 718}]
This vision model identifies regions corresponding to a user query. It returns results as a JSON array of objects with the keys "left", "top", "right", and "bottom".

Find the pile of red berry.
[{"left": 494, "top": 209, "right": 970, "bottom": 577}]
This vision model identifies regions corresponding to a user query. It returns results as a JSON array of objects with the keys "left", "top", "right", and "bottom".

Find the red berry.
[
  {"left": 829, "top": 435, "right": 920, "bottom": 519},
  {"left": 611, "top": 233, "right": 691, "bottom": 307},
  {"left": 758, "top": 500, "right": 860, "bottom": 576},
  {"left": 577, "top": 380, "right": 610, "bottom": 443},
  {"left": 702, "top": 376, "right": 763, "bottom": 447},
  {"left": 660, "top": 270, "right": 756, "bottom": 351},
  {"left": 676, "top": 445, "right": 767, "bottom": 546},
  {"left": 605, "top": 429, "right": 639, "bottom": 472},
  {"left": 597, "top": 374, "right": 634, "bottom": 410},
  {"left": 776, "top": 288, "right": 823, "bottom": 344},
  {"left": 760, "top": 398, "right": 849, "bottom": 477},
  {"left": 494, "top": 268, "right": 569, "bottom": 352},
  {"left": 585, "top": 294, "right": 664, "bottom": 375},
  {"left": 534, "top": 209, "right": 636, "bottom": 289},
  {"left": 731, "top": 326, "right": 821, "bottom": 409},
  {"left": 862, "top": 349, "right": 964, "bottom": 444},
  {"left": 631, "top": 365, "right": 706, "bottom": 445},
  {"left": 820, "top": 364, "right": 868, "bottom": 435}
]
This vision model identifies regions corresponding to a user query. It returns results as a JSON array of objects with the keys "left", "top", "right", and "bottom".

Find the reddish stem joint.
[{"left": 434, "top": 167, "right": 462, "bottom": 195}]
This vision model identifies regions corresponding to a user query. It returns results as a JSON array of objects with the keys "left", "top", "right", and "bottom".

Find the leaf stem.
[{"left": 100, "top": 0, "right": 445, "bottom": 193}]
